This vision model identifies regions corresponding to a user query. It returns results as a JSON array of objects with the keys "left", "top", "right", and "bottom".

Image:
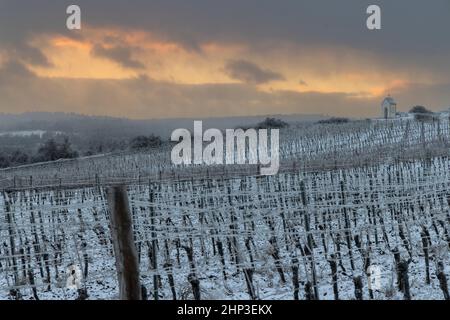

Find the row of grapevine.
[{"left": 1, "top": 155, "right": 449, "bottom": 299}]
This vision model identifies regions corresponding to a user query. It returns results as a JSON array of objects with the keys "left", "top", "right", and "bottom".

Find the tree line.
[{"left": 0, "top": 134, "right": 163, "bottom": 169}]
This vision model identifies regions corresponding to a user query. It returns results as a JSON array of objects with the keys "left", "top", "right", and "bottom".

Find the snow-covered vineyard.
[
  {"left": 1, "top": 118, "right": 450, "bottom": 188},
  {"left": 1, "top": 119, "right": 450, "bottom": 300}
]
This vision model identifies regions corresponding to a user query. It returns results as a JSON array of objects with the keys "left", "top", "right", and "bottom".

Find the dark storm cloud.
[
  {"left": 0, "top": 0, "right": 449, "bottom": 118},
  {"left": 224, "top": 60, "right": 284, "bottom": 84},
  {"left": 1, "top": 1, "right": 449, "bottom": 75},
  {"left": 5, "top": 43, "right": 52, "bottom": 67},
  {"left": 299, "top": 80, "right": 308, "bottom": 86},
  {"left": 2, "top": 0, "right": 450, "bottom": 53},
  {"left": 0, "top": 59, "right": 36, "bottom": 81},
  {"left": 91, "top": 44, "right": 145, "bottom": 70}
]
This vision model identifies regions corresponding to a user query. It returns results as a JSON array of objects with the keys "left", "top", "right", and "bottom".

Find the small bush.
[
  {"left": 409, "top": 105, "right": 432, "bottom": 114},
  {"left": 317, "top": 117, "right": 350, "bottom": 124},
  {"left": 255, "top": 117, "right": 289, "bottom": 129},
  {"left": 130, "top": 134, "right": 162, "bottom": 150},
  {"left": 414, "top": 113, "right": 436, "bottom": 122},
  {"left": 36, "top": 137, "right": 78, "bottom": 162},
  {"left": 0, "top": 155, "right": 11, "bottom": 168}
]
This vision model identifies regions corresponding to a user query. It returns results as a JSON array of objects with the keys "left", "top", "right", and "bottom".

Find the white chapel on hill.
[{"left": 381, "top": 95, "right": 397, "bottom": 119}]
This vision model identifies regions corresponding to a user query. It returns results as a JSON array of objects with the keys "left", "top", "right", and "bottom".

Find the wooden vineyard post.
[
  {"left": 3, "top": 191, "right": 20, "bottom": 299},
  {"left": 149, "top": 186, "right": 159, "bottom": 300},
  {"left": 300, "top": 181, "right": 319, "bottom": 300},
  {"left": 107, "top": 185, "right": 142, "bottom": 300},
  {"left": 437, "top": 261, "right": 450, "bottom": 300}
]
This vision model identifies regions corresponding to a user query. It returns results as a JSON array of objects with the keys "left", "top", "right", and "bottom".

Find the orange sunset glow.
[{"left": 1, "top": 1, "right": 449, "bottom": 119}]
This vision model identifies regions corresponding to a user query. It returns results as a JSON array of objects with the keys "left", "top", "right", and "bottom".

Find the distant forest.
[{"left": 0, "top": 133, "right": 164, "bottom": 168}]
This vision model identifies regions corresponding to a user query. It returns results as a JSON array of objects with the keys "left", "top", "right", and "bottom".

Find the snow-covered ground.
[
  {"left": 0, "top": 130, "right": 48, "bottom": 138},
  {"left": 1, "top": 121, "right": 450, "bottom": 300}
]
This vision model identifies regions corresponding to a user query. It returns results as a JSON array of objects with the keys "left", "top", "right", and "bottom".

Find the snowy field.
[{"left": 1, "top": 119, "right": 450, "bottom": 300}]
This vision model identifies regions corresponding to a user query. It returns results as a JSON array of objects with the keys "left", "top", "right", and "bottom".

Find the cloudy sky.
[{"left": 0, "top": 0, "right": 449, "bottom": 119}]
